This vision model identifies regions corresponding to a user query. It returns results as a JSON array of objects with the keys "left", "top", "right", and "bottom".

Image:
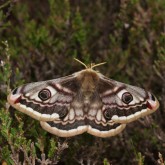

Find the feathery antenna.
[
  {"left": 74, "top": 58, "right": 88, "bottom": 68},
  {"left": 74, "top": 58, "right": 106, "bottom": 69}
]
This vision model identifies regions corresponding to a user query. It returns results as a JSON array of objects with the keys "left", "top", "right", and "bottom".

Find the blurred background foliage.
[{"left": 0, "top": 0, "right": 165, "bottom": 164}]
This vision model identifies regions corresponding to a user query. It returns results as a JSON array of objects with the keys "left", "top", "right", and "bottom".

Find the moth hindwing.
[{"left": 8, "top": 67, "right": 159, "bottom": 137}]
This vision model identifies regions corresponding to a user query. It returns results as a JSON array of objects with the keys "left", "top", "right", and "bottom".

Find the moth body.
[
  {"left": 8, "top": 66, "right": 159, "bottom": 137},
  {"left": 74, "top": 69, "right": 102, "bottom": 114},
  {"left": 77, "top": 69, "right": 99, "bottom": 96}
]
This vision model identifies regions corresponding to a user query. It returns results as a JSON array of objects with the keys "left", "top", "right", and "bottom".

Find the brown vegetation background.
[{"left": 0, "top": 0, "right": 165, "bottom": 164}]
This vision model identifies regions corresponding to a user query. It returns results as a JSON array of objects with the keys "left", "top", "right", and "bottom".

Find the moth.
[{"left": 7, "top": 59, "right": 159, "bottom": 138}]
